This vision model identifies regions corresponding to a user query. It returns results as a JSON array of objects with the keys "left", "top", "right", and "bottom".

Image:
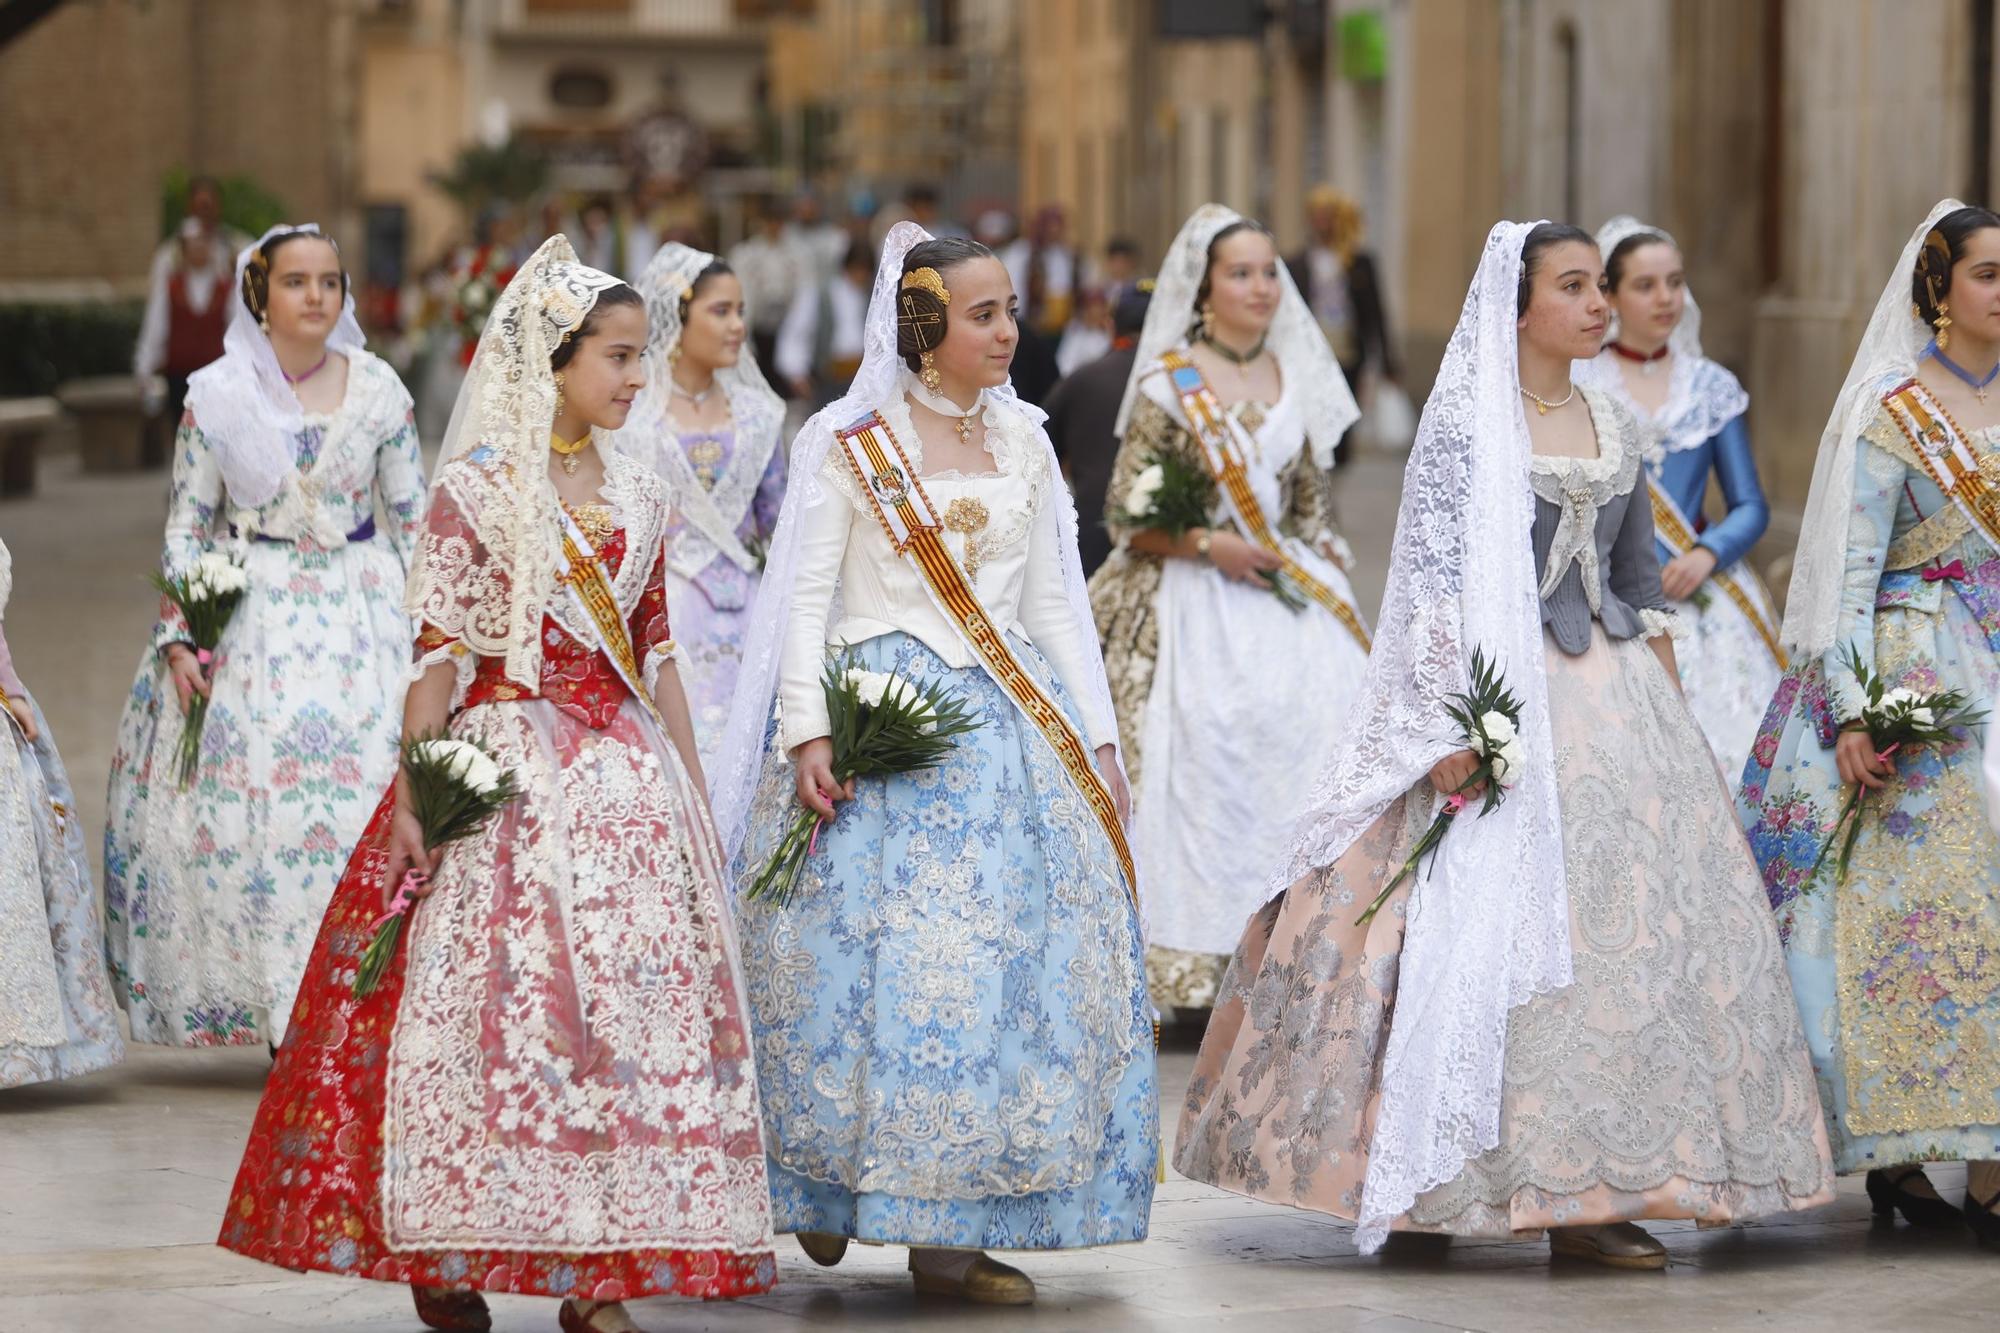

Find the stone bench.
[
  {"left": 0, "top": 396, "right": 62, "bottom": 498},
  {"left": 57, "top": 376, "right": 152, "bottom": 473}
]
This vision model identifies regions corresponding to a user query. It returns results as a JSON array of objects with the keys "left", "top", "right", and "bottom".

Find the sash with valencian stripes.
[
  {"left": 1882, "top": 378, "right": 2000, "bottom": 553},
  {"left": 1157, "top": 349, "right": 1371, "bottom": 650},
  {"left": 833, "top": 410, "right": 1138, "bottom": 903},
  {"left": 1647, "top": 478, "right": 1787, "bottom": 667},
  {"left": 557, "top": 505, "right": 665, "bottom": 727}
]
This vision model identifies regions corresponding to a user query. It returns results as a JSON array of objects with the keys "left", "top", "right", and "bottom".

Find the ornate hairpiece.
[
  {"left": 901, "top": 266, "right": 951, "bottom": 306},
  {"left": 1919, "top": 227, "right": 1952, "bottom": 310}
]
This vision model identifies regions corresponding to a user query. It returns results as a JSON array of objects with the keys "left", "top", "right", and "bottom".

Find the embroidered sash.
[
  {"left": 1647, "top": 477, "right": 1787, "bottom": 667},
  {"left": 1882, "top": 379, "right": 2000, "bottom": 553},
  {"left": 1156, "top": 349, "right": 1371, "bottom": 650},
  {"left": 557, "top": 506, "right": 665, "bottom": 727},
  {"left": 833, "top": 410, "right": 1138, "bottom": 903}
]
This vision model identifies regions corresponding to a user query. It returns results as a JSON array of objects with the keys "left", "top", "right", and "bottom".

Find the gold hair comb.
[{"left": 901, "top": 267, "right": 951, "bottom": 306}]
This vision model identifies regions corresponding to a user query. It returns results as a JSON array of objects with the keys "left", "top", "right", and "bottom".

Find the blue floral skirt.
[
  {"left": 1739, "top": 583, "right": 2000, "bottom": 1172},
  {"left": 735, "top": 631, "right": 1156, "bottom": 1249}
]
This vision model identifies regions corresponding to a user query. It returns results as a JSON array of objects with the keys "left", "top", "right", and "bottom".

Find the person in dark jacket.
[
  {"left": 1043, "top": 285, "right": 1150, "bottom": 575},
  {"left": 1287, "top": 186, "right": 1397, "bottom": 467}
]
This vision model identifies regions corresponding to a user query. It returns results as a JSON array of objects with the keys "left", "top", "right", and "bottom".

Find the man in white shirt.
[{"left": 728, "top": 201, "right": 804, "bottom": 388}]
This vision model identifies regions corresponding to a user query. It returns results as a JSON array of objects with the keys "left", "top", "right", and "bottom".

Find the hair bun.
[{"left": 896, "top": 267, "right": 950, "bottom": 360}]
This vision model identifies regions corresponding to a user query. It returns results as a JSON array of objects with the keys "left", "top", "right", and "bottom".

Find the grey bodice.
[{"left": 1529, "top": 386, "right": 1672, "bottom": 656}]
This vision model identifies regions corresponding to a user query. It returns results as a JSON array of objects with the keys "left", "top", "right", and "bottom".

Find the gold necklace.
[
  {"left": 550, "top": 430, "right": 591, "bottom": 476},
  {"left": 1519, "top": 383, "right": 1576, "bottom": 416}
]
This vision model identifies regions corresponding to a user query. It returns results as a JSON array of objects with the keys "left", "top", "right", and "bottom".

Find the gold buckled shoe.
[
  {"left": 1548, "top": 1221, "right": 1667, "bottom": 1270},
  {"left": 908, "top": 1251, "right": 1037, "bottom": 1305}
]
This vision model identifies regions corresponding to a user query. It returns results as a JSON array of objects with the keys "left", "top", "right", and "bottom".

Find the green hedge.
[{"left": 0, "top": 302, "right": 144, "bottom": 397}]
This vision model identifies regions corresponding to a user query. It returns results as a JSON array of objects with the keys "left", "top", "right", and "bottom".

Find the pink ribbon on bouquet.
[
  {"left": 1875, "top": 742, "right": 1902, "bottom": 767},
  {"left": 374, "top": 869, "right": 427, "bottom": 929},
  {"left": 1443, "top": 792, "right": 1469, "bottom": 815},
  {"left": 196, "top": 648, "right": 213, "bottom": 666}
]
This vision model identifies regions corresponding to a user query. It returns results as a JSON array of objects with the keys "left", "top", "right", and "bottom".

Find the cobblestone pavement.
[{"left": 2, "top": 449, "right": 1993, "bottom": 1330}]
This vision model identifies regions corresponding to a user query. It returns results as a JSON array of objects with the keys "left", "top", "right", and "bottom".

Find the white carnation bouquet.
[
  {"left": 352, "top": 735, "right": 520, "bottom": 998},
  {"left": 151, "top": 551, "right": 250, "bottom": 786},
  {"left": 1356, "top": 648, "right": 1525, "bottom": 925},
  {"left": 745, "top": 651, "right": 983, "bottom": 906},
  {"left": 1807, "top": 643, "right": 1986, "bottom": 891}
]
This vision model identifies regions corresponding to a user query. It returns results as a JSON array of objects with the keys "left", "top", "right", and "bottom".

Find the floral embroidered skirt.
[
  {"left": 1177, "top": 625, "right": 1834, "bottom": 1235},
  {"left": 735, "top": 631, "right": 1157, "bottom": 1250},
  {"left": 103, "top": 539, "right": 408, "bottom": 1047},
  {"left": 1740, "top": 581, "right": 2000, "bottom": 1172},
  {"left": 0, "top": 696, "right": 124, "bottom": 1089},
  {"left": 219, "top": 696, "right": 776, "bottom": 1301}
]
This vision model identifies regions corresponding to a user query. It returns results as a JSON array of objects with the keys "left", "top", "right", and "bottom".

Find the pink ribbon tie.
[
  {"left": 195, "top": 648, "right": 213, "bottom": 666},
  {"left": 1874, "top": 742, "right": 1902, "bottom": 766},
  {"left": 1922, "top": 560, "right": 1967, "bottom": 582},
  {"left": 374, "top": 869, "right": 427, "bottom": 929},
  {"left": 1443, "top": 792, "right": 1469, "bottom": 815}
]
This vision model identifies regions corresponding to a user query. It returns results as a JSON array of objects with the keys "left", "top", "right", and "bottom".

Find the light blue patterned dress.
[
  {"left": 733, "top": 393, "right": 1156, "bottom": 1249},
  {"left": 1740, "top": 375, "right": 2000, "bottom": 1173}
]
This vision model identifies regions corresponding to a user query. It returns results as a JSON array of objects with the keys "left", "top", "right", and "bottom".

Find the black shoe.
[
  {"left": 1865, "top": 1168, "right": 1965, "bottom": 1229},
  {"left": 1967, "top": 1189, "right": 2000, "bottom": 1250}
]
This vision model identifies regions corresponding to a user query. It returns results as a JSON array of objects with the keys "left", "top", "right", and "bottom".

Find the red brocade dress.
[{"left": 219, "top": 462, "right": 776, "bottom": 1303}]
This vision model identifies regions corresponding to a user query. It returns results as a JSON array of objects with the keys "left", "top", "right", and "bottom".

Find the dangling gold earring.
[
  {"left": 919, "top": 349, "right": 942, "bottom": 395},
  {"left": 553, "top": 370, "right": 567, "bottom": 417},
  {"left": 1935, "top": 300, "right": 1954, "bottom": 352},
  {"left": 1199, "top": 304, "right": 1215, "bottom": 339},
  {"left": 258, "top": 310, "right": 270, "bottom": 333}
]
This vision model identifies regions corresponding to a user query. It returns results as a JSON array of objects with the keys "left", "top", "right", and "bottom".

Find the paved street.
[{"left": 2, "top": 447, "right": 1994, "bottom": 1330}]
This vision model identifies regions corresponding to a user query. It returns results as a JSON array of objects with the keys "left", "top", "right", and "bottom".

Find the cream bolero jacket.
[{"left": 779, "top": 391, "right": 1119, "bottom": 753}]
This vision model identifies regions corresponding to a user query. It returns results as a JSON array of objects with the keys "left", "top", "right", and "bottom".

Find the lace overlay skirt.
[
  {"left": 219, "top": 695, "right": 775, "bottom": 1300},
  {"left": 1676, "top": 565, "right": 1784, "bottom": 784},
  {"left": 1175, "top": 625, "right": 1834, "bottom": 1236}
]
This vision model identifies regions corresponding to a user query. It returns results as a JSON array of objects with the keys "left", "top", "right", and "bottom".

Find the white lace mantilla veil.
[
  {"left": 1575, "top": 215, "right": 1748, "bottom": 456},
  {"left": 1270, "top": 221, "right": 1570, "bottom": 1253},
  {"left": 184, "top": 223, "right": 367, "bottom": 509},
  {"left": 1115, "top": 202, "right": 1358, "bottom": 465},
  {"left": 610, "top": 242, "right": 785, "bottom": 573},
  {"left": 405, "top": 233, "right": 629, "bottom": 691},
  {"left": 708, "top": 221, "right": 1121, "bottom": 865},
  {"left": 1781, "top": 198, "right": 1961, "bottom": 657}
]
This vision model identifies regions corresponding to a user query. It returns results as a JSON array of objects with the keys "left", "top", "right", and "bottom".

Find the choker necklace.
[
  {"left": 1201, "top": 333, "right": 1267, "bottom": 365},
  {"left": 1609, "top": 341, "right": 1671, "bottom": 376},
  {"left": 670, "top": 376, "right": 716, "bottom": 407},
  {"left": 907, "top": 377, "right": 982, "bottom": 444},
  {"left": 550, "top": 429, "right": 591, "bottom": 476},
  {"left": 282, "top": 352, "right": 330, "bottom": 385},
  {"left": 1519, "top": 383, "right": 1576, "bottom": 416},
  {"left": 1926, "top": 339, "right": 2000, "bottom": 403}
]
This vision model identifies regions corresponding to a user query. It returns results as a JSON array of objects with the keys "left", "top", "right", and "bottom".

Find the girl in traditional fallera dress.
[
  {"left": 103, "top": 225, "right": 425, "bottom": 1048},
  {"left": 217, "top": 238, "right": 775, "bottom": 1332},
  {"left": 0, "top": 537, "right": 125, "bottom": 1089},
  {"left": 1176, "top": 221, "right": 1834, "bottom": 1268},
  {"left": 613, "top": 244, "right": 786, "bottom": 767},
  {"left": 1575, "top": 217, "right": 1784, "bottom": 779},
  {"left": 711, "top": 225, "right": 1156, "bottom": 1305},
  {"left": 1089, "top": 203, "right": 1371, "bottom": 1012},
  {"left": 1740, "top": 200, "right": 2000, "bottom": 1248}
]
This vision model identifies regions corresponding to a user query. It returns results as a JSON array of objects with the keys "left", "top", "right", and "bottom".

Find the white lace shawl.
[
  {"left": 1271, "top": 221, "right": 1570, "bottom": 1253},
  {"left": 1116, "top": 203, "right": 1358, "bottom": 468},
  {"left": 611, "top": 243, "right": 786, "bottom": 579},
  {"left": 709, "top": 221, "right": 1120, "bottom": 866},
  {"left": 405, "top": 234, "right": 630, "bottom": 691},
  {"left": 1781, "top": 199, "right": 1961, "bottom": 658},
  {"left": 184, "top": 223, "right": 367, "bottom": 509}
]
